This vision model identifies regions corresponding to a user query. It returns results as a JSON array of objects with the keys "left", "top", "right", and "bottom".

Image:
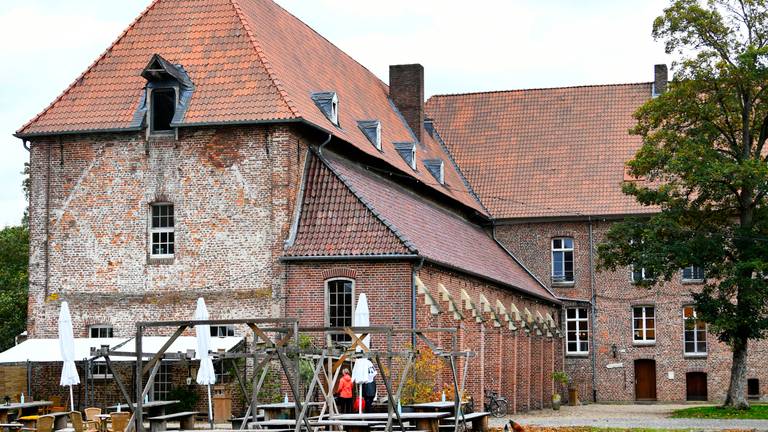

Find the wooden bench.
[
  {"left": 443, "top": 412, "right": 489, "bottom": 432},
  {"left": 1, "top": 423, "right": 23, "bottom": 432},
  {"left": 229, "top": 414, "right": 263, "bottom": 430},
  {"left": 146, "top": 411, "right": 200, "bottom": 432}
]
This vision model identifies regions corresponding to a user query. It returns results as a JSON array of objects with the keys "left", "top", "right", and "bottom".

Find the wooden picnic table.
[
  {"left": 0, "top": 402, "right": 52, "bottom": 424},
  {"left": 18, "top": 411, "right": 70, "bottom": 431},
  {"left": 0, "top": 423, "right": 23, "bottom": 432},
  {"left": 332, "top": 411, "right": 450, "bottom": 432},
  {"left": 406, "top": 401, "right": 466, "bottom": 412},
  {"left": 256, "top": 402, "right": 295, "bottom": 421},
  {"left": 251, "top": 418, "right": 385, "bottom": 432},
  {"left": 107, "top": 400, "right": 180, "bottom": 417}
]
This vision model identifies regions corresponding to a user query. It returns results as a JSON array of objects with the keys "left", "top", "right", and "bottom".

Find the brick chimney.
[
  {"left": 390, "top": 64, "right": 425, "bottom": 142},
  {"left": 653, "top": 64, "right": 668, "bottom": 96}
]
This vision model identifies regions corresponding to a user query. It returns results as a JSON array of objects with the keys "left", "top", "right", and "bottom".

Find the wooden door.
[
  {"left": 686, "top": 372, "right": 708, "bottom": 401},
  {"left": 634, "top": 359, "right": 657, "bottom": 401}
]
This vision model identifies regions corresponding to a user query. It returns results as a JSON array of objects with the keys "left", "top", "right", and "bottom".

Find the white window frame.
[
  {"left": 152, "top": 362, "right": 171, "bottom": 401},
  {"left": 89, "top": 362, "right": 113, "bottom": 380},
  {"left": 551, "top": 238, "right": 575, "bottom": 283},
  {"left": 325, "top": 278, "right": 355, "bottom": 346},
  {"left": 565, "top": 307, "right": 589, "bottom": 355},
  {"left": 210, "top": 325, "right": 235, "bottom": 337},
  {"left": 408, "top": 145, "right": 417, "bottom": 170},
  {"left": 633, "top": 306, "right": 656, "bottom": 344},
  {"left": 89, "top": 325, "right": 114, "bottom": 339},
  {"left": 682, "top": 266, "right": 705, "bottom": 282},
  {"left": 150, "top": 203, "right": 175, "bottom": 259},
  {"left": 631, "top": 266, "right": 652, "bottom": 283},
  {"left": 683, "top": 306, "right": 707, "bottom": 356},
  {"left": 330, "top": 93, "right": 339, "bottom": 125}
]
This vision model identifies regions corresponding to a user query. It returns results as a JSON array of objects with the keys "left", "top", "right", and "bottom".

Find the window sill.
[
  {"left": 551, "top": 281, "right": 576, "bottom": 288},
  {"left": 633, "top": 341, "right": 656, "bottom": 347},
  {"left": 565, "top": 353, "right": 589, "bottom": 358},
  {"left": 683, "top": 353, "right": 707, "bottom": 358},
  {"left": 148, "top": 256, "right": 175, "bottom": 265},
  {"left": 681, "top": 279, "right": 705, "bottom": 285}
]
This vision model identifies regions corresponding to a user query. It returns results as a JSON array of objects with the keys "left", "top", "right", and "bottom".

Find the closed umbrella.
[
  {"left": 193, "top": 298, "right": 216, "bottom": 428},
  {"left": 351, "top": 294, "right": 373, "bottom": 413},
  {"left": 58, "top": 301, "right": 80, "bottom": 411}
]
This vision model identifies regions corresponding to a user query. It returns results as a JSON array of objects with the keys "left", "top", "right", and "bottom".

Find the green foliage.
[
  {"left": 552, "top": 371, "right": 569, "bottom": 386},
  {"left": 167, "top": 386, "right": 199, "bottom": 413},
  {"left": 671, "top": 404, "right": 768, "bottom": 419},
  {"left": 0, "top": 225, "right": 29, "bottom": 351},
  {"left": 399, "top": 349, "right": 447, "bottom": 404},
  {"left": 597, "top": 0, "right": 768, "bottom": 408}
]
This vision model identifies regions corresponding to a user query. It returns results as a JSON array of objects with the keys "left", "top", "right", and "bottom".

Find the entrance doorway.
[
  {"left": 686, "top": 372, "right": 708, "bottom": 401},
  {"left": 634, "top": 359, "right": 657, "bottom": 401}
]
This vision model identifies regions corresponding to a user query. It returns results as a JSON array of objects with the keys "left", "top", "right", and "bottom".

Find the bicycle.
[{"left": 484, "top": 390, "right": 508, "bottom": 417}]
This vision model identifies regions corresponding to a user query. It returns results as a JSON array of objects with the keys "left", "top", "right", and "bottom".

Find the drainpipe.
[
  {"left": 412, "top": 257, "right": 425, "bottom": 348},
  {"left": 588, "top": 216, "right": 598, "bottom": 402},
  {"left": 317, "top": 134, "right": 332, "bottom": 155}
]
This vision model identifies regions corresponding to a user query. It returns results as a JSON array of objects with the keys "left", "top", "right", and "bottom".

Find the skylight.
[
  {"left": 357, "top": 120, "right": 381, "bottom": 150},
  {"left": 311, "top": 91, "right": 339, "bottom": 125},
  {"left": 394, "top": 143, "right": 417, "bottom": 170},
  {"left": 424, "top": 159, "right": 445, "bottom": 184}
]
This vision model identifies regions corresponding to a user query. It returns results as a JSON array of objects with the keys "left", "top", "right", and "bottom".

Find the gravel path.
[{"left": 488, "top": 404, "right": 768, "bottom": 431}]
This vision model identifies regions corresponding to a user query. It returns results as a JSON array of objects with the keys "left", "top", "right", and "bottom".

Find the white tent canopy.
[{"left": 0, "top": 336, "right": 242, "bottom": 364}]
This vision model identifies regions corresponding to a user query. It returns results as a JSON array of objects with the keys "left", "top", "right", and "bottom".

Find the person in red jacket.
[{"left": 335, "top": 368, "right": 354, "bottom": 413}]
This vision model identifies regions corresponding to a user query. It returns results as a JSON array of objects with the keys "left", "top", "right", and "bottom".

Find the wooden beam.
[{"left": 142, "top": 325, "right": 187, "bottom": 374}]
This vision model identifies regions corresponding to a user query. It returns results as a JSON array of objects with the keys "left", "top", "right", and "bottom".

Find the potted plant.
[{"left": 551, "top": 371, "right": 569, "bottom": 410}]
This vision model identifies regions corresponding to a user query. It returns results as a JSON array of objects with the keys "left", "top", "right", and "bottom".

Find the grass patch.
[
  {"left": 670, "top": 403, "right": 768, "bottom": 419},
  {"left": 516, "top": 427, "right": 699, "bottom": 432}
]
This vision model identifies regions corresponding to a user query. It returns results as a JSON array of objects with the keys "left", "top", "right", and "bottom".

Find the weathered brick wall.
[
  {"left": 27, "top": 125, "right": 308, "bottom": 338},
  {"left": 416, "top": 264, "right": 562, "bottom": 412},
  {"left": 496, "top": 219, "right": 768, "bottom": 403}
]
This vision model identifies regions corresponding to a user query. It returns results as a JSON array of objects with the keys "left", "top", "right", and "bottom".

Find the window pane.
[
  {"left": 579, "top": 341, "right": 588, "bottom": 352},
  {"left": 567, "top": 321, "right": 576, "bottom": 331},
  {"left": 646, "top": 308, "right": 655, "bottom": 318},
  {"left": 567, "top": 309, "right": 575, "bottom": 319},
  {"left": 697, "top": 341, "right": 707, "bottom": 353},
  {"left": 553, "top": 239, "right": 561, "bottom": 249},
  {"left": 685, "top": 342, "right": 695, "bottom": 353},
  {"left": 634, "top": 308, "right": 642, "bottom": 318},
  {"left": 563, "top": 238, "right": 573, "bottom": 249},
  {"left": 646, "top": 328, "right": 655, "bottom": 340},
  {"left": 567, "top": 342, "right": 577, "bottom": 352}
]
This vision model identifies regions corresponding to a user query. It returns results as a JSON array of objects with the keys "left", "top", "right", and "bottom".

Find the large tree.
[
  {"left": 598, "top": 0, "right": 768, "bottom": 409},
  {"left": 0, "top": 225, "right": 28, "bottom": 351}
]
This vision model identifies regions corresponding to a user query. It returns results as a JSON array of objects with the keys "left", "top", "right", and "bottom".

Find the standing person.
[
  {"left": 336, "top": 368, "right": 354, "bottom": 413},
  {"left": 362, "top": 378, "right": 377, "bottom": 413}
]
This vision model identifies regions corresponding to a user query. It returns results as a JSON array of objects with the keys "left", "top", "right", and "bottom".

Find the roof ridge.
[
  {"left": 229, "top": 0, "right": 300, "bottom": 118},
  {"left": 16, "top": 0, "right": 164, "bottom": 135},
  {"left": 315, "top": 151, "right": 419, "bottom": 254},
  {"left": 427, "top": 81, "right": 652, "bottom": 101}
]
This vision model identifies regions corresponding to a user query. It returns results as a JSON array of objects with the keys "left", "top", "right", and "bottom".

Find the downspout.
[
  {"left": 45, "top": 139, "right": 54, "bottom": 298},
  {"left": 412, "top": 257, "right": 425, "bottom": 348},
  {"left": 317, "top": 133, "right": 332, "bottom": 155},
  {"left": 588, "top": 216, "right": 598, "bottom": 402}
]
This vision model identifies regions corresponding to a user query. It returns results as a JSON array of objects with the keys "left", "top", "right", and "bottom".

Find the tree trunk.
[{"left": 723, "top": 338, "right": 749, "bottom": 409}]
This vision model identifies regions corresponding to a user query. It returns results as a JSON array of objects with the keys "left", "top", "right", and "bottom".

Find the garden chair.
[
  {"left": 107, "top": 412, "right": 130, "bottom": 432},
  {"left": 83, "top": 408, "right": 101, "bottom": 432},
  {"left": 20, "top": 415, "right": 54, "bottom": 432}
]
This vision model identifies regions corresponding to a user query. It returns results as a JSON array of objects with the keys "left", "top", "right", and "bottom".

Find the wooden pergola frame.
[{"left": 91, "top": 318, "right": 473, "bottom": 432}]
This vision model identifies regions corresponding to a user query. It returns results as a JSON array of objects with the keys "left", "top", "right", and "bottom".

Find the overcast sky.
[{"left": 0, "top": 0, "right": 672, "bottom": 228}]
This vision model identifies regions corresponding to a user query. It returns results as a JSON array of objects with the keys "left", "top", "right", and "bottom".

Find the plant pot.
[{"left": 551, "top": 395, "right": 561, "bottom": 410}]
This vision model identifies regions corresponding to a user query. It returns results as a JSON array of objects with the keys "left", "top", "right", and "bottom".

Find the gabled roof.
[
  {"left": 17, "top": 0, "right": 485, "bottom": 215},
  {"left": 285, "top": 154, "right": 415, "bottom": 258},
  {"left": 426, "top": 83, "right": 657, "bottom": 219},
  {"left": 310, "top": 152, "right": 558, "bottom": 303}
]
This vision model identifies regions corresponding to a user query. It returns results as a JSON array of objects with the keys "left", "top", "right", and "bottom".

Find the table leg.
[
  {"left": 415, "top": 418, "right": 439, "bottom": 432},
  {"left": 0, "top": 412, "right": 8, "bottom": 424},
  {"left": 55, "top": 415, "right": 69, "bottom": 430}
]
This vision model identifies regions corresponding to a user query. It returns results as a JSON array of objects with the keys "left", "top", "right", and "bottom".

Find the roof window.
[
  {"left": 311, "top": 91, "right": 339, "bottom": 125},
  {"left": 394, "top": 142, "right": 417, "bottom": 170},
  {"left": 138, "top": 54, "right": 194, "bottom": 136},
  {"left": 424, "top": 159, "right": 445, "bottom": 184},
  {"left": 357, "top": 120, "right": 382, "bottom": 150}
]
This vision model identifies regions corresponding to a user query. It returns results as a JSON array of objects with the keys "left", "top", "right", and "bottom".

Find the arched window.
[{"left": 325, "top": 278, "right": 354, "bottom": 345}]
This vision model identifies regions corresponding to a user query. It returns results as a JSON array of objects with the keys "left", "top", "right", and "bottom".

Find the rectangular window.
[
  {"left": 153, "top": 362, "right": 171, "bottom": 401},
  {"left": 89, "top": 363, "right": 113, "bottom": 380},
  {"left": 633, "top": 306, "right": 656, "bottom": 343},
  {"left": 89, "top": 325, "right": 114, "bottom": 338},
  {"left": 210, "top": 325, "right": 235, "bottom": 337},
  {"left": 565, "top": 308, "right": 589, "bottom": 354},
  {"left": 150, "top": 203, "right": 175, "bottom": 258},
  {"left": 327, "top": 279, "right": 354, "bottom": 345},
  {"left": 683, "top": 306, "right": 706, "bottom": 355},
  {"left": 631, "top": 267, "right": 652, "bottom": 283},
  {"left": 551, "top": 238, "right": 574, "bottom": 283},
  {"left": 151, "top": 88, "right": 176, "bottom": 133},
  {"left": 682, "top": 266, "right": 705, "bottom": 282}
]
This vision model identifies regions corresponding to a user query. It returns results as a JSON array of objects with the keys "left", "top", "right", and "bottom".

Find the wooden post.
[{"left": 135, "top": 325, "right": 143, "bottom": 432}]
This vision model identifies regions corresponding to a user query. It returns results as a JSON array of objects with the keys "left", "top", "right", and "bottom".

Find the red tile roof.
[
  {"left": 319, "top": 152, "right": 557, "bottom": 303},
  {"left": 426, "top": 84, "right": 658, "bottom": 219},
  {"left": 286, "top": 155, "right": 414, "bottom": 257},
  {"left": 17, "top": 0, "right": 485, "bottom": 215}
]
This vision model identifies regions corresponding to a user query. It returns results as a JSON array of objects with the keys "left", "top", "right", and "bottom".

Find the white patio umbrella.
[
  {"left": 350, "top": 294, "right": 376, "bottom": 414},
  {"left": 58, "top": 301, "right": 80, "bottom": 411},
  {"left": 193, "top": 298, "right": 216, "bottom": 428}
]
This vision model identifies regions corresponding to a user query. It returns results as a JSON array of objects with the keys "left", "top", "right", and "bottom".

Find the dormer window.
[
  {"left": 151, "top": 88, "right": 176, "bottom": 133},
  {"left": 358, "top": 120, "right": 381, "bottom": 150},
  {"left": 139, "top": 54, "right": 194, "bottom": 137},
  {"left": 394, "top": 143, "right": 417, "bottom": 170},
  {"left": 424, "top": 159, "right": 445, "bottom": 184},
  {"left": 311, "top": 91, "right": 339, "bottom": 126}
]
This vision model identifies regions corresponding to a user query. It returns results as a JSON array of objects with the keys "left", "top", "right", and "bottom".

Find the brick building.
[
  {"left": 426, "top": 71, "right": 768, "bottom": 403},
  {"left": 10, "top": 0, "right": 763, "bottom": 410},
  {"left": 12, "top": 0, "right": 561, "bottom": 413}
]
